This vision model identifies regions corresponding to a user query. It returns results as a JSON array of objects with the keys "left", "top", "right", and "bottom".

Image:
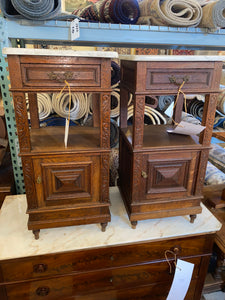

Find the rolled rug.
[
  {"left": 138, "top": 0, "right": 202, "bottom": 27},
  {"left": 110, "top": 89, "right": 120, "bottom": 118},
  {"left": 217, "top": 89, "right": 225, "bottom": 115},
  {"left": 111, "top": 61, "right": 120, "bottom": 86},
  {"left": 157, "top": 95, "right": 175, "bottom": 112},
  {"left": 199, "top": 0, "right": 225, "bottom": 28},
  {"left": 104, "top": 0, "right": 140, "bottom": 24},
  {"left": 1, "top": 0, "right": 62, "bottom": 20}
]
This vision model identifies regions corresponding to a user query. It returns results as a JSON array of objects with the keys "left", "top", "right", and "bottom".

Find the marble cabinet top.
[
  {"left": 119, "top": 55, "right": 225, "bottom": 62},
  {"left": 2, "top": 47, "right": 118, "bottom": 58},
  {"left": 0, "top": 187, "right": 221, "bottom": 260}
]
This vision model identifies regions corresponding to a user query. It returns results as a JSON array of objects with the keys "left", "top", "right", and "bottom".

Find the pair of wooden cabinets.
[{"left": 4, "top": 48, "right": 224, "bottom": 238}]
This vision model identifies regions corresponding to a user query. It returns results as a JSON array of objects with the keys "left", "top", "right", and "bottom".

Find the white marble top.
[
  {"left": 2, "top": 47, "right": 118, "bottom": 58},
  {"left": 119, "top": 55, "right": 225, "bottom": 62},
  {"left": 0, "top": 187, "right": 221, "bottom": 260}
]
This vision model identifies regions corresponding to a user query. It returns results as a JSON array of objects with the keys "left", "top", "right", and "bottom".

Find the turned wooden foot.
[
  {"left": 101, "top": 222, "right": 108, "bottom": 232},
  {"left": 190, "top": 214, "right": 197, "bottom": 224},
  {"left": 33, "top": 229, "right": 40, "bottom": 240},
  {"left": 131, "top": 221, "right": 138, "bottom": 229}
]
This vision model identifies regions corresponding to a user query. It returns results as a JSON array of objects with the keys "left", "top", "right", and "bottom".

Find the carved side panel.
[
  {"left": 101, "top": 153, "right": 110, "bottom": 203},
  {"left": 195, "top": 149, "right": 210, "bottom": 195},
  {"left": 132, "top": 153, "right": 143, "bottom": 202},
  {"left": 100, "top": 94, "right": 110, "bottom": 149},
  {"left": 199, "top": 93, "right": 217, "bottom": 146},
  {"left": 133, "top": 95, "right": 145, "bottom": 149},
  {"left": 21, "top": 157, "right": 37, "bottom": 209},
  {"left": 13, "top": 92, "right": 31, "bottom": 152}
]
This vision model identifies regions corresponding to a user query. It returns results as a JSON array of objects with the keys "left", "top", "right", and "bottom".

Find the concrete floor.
[{"left": 203, "top": 292, "right": 225, "bottom": 300}]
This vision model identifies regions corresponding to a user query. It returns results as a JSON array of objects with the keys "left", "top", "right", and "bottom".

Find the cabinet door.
[
  {"left": 140, "top": 150, "right": 200, "bottom": 201},
  {"left": 33, "top": 155, "right": 100, "bottom": 207}
]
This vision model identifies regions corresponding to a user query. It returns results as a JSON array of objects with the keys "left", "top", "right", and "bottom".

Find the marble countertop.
[
  {"left": 0, "top": 187, "right": 221, "bottom": 260},
  {"left": 2, "top": 47, "right": 118, "bottom": 58},
  {"left": 119, "top": 55, "right": 225, "bottom": 62}
]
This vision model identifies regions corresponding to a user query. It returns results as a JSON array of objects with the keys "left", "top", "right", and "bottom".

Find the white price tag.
[
  {"left": 167, "top": 120, "right": 205, "bottom": 136},
  {"left": 166, "top": 259, "right": 194, "bottom": 300},
  {"left": 64, "top": 118, "right": 70, "bottom": 148},
  {"left": 70, "top": 19, "right": 80, "bottom": 41}
]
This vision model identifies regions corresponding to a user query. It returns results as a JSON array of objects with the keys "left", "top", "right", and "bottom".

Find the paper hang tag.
[
  {"left": 70, "top": 18, "right": 80, "bottom": 41},
  {"left": 167, "top": 120, "right": 206, "bottom": 136},
  {"left": 166, "top": 259, "right": 194, "bottom": 300},
  {"left": 64, "top": 118, "right": 70, "bottom": 148}
]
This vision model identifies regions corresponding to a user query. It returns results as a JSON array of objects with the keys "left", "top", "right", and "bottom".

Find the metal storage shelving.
[{"left": 1, "top": 17, "right": 225, "bottom": 193}]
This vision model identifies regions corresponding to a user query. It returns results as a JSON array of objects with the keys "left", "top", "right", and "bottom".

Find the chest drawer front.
[
  {"left": 3, "top": 257, "right": 201, "bottom": 300},
  {"left": 21, "top": 64, "right": 101, "bottom": 88},
  {"left": 0, "top": 235, "right": 212, "bottom": 283}
]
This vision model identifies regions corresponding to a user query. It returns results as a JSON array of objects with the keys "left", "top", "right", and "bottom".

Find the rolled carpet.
[
  {"left": 111, "top": 61, "right": 120, "bottom": 86},
  {"left": 1, "top": 0, "right": 62, "bottom": 20},
  {"left": 157, "top": 95, "right": 175, "bottom": 112},
  {"left": 138, "top": 0, "right": 202, "bottom": 27},
  {"left": 217, "top": 89, "right": 225, "bottom": 115},
  {"left": 199, "top": 0, "right": 225, "bottom": 28},
  {"left": 74, "top": 0, "right": 140, "bottom": 24}
]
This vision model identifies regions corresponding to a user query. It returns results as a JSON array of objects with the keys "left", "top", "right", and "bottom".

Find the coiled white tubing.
[
  {"left": 27, "top": 93, "right": 53, "bottom": 121},
  {"left": 52, "top": 92, "right": 92, "bottom": 121},
  {"left": 110, "top": 89, "right": 133, "bottom": 118},
  {"left": 117, "top": 105, "right": 167, "bottom": 125}
]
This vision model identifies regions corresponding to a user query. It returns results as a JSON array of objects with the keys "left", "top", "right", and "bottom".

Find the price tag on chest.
[{"left": 70, "top": 19, "right": 80, "bottom": 40}]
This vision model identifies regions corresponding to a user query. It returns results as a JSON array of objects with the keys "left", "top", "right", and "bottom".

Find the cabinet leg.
[
  {"left": 33, "top": 229, "right": 40, "bottom": 240},
  {"left": 101, "top": 222, "right": 108, "bottom": 232},
  {"left": 131, "top": 221, "right": 138, "bottom": 229},
  {"left": 190, "top": 214, "right": 197, "bottom": 223}
]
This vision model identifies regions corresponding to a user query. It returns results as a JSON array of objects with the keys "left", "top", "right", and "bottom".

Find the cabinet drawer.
[
  {"left": 2, "top": 257, "right": 201, "bottom": 300},
  {"left": 145, "top": 64, "right": 213, "bottom": 92},
  {"left": 0, "top": 235, "right": 212, "bottom": 283},
  {"left": 21, "top": 63, "right": 101, "bottom": 88}
]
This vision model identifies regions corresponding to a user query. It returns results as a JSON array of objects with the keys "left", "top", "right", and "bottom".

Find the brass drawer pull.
[
  {"left": 47, "top": 71, "right": 73, "bottom": 82},
  {"left": 169, "top": 75, "right": 189, "bottom": 86},
  {"left": 33, "top": 263, "right": 48, "bottom": 273},
  {"left": 141, "top": 171, "right": 148, "bottom": 179},
  {"left": 36, "top": 286, "right": 50, "bottom": 296},
  {"left": 170, "top": 245, "right": 182, "bottom": 255},
  {"left": 36, "top": 176, "right": 42, "bottom": 184}
]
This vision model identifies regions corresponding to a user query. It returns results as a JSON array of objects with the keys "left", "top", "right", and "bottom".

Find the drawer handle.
[
  {"left": 36, "top": 176, "right": 42, "bottom": 184},
  {"left": 33, "top": 263, "right": 48, "bottom": 273},
  {"left": 47, "top": 71, "right": 73, "bottom": 83},
  {"left": 141, "top": 171, "right": 148, "bottom": 179},
  {"left": 169, "top": 75, "right": 189, "bottom": 86},
  {"left": 36, "top": 286, "right": 50, "bottom": 297},
  {"left": 170, "top": 245, "right": 181, "bottom": 255}
]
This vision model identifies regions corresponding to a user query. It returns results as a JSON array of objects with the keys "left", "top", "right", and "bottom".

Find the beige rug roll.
[
  {"left": 138, "top": 0, "right": 202, "bottom": 27},
  {"left": 199, "top": 0, "right": 225, "bottom": 29}
]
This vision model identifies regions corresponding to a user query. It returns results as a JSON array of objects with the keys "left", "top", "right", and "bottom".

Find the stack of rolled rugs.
[
  {"left": 70, "top": 0, "right": 225, "bottom": 29},
  {"left": 137, "top": 0, "right": 225, "bottom": 28}
]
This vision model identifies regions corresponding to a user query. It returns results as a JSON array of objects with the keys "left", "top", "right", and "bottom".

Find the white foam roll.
[
  {"left": 27, "top": 93, "right": 53, "bottom": 121},
  {"left": 110, "top": 90, "right": 120, "bottom": 118},
  {"left": 124, "top": 105, "right": 167, "bottom": 125},
  {"left": 52, "top": 92, "right": 90, "bottom": 121}
]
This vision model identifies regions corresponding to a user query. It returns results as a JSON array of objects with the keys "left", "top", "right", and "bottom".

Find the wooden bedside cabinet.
[
  {"left": 118, "top": 55, "right": 224, "bottom": 228},
  {"left": 3, "top": 48, "right": 118, "bottom": 238}
]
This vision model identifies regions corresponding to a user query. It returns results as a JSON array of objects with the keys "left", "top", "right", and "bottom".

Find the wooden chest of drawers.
[
  {"left": 3, "top": 48, "right": 118, "bottom": 238},
  {"left": 0, "top": 188, "right": 222, "bottom": 300},
  {"left": 119, "top": 55, "right": 224, "bottom": 228}
]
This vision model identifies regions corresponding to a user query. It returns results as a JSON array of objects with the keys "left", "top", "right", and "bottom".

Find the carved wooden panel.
[
  {"left": 42, "top": 162, "right": 92, "bottom": 204},
  {"left": 100, "top": 94, "right": 110, "bottom": 149}
]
